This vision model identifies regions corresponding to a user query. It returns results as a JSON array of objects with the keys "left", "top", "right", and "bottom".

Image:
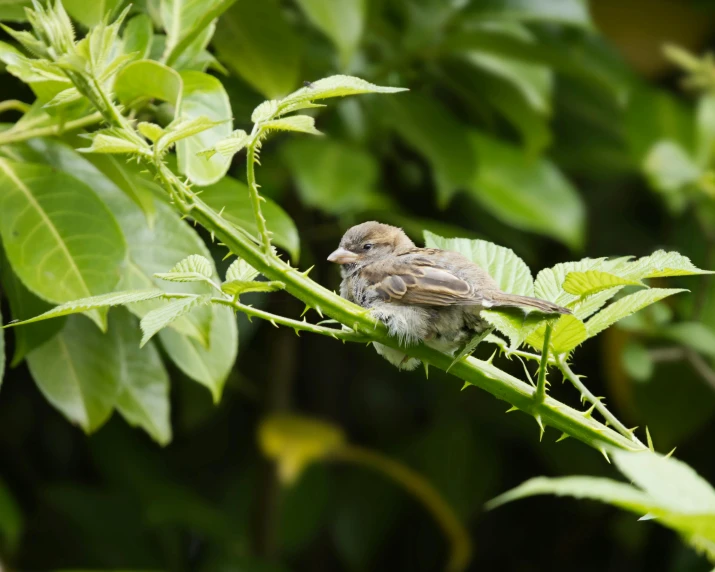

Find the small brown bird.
[{"left": 328, "top": 221, "right": 569, "bottom": 369}]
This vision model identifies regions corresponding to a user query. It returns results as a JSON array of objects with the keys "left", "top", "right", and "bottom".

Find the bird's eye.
[{"left": 363, "top": 243, "right": 373, "bottom": 251}]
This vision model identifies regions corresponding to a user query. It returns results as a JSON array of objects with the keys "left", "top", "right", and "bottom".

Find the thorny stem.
[
  {"left": 534, "top": 325, "right": 552, "bottom": 404},
  {"left": 557, "top": 354, "right": 645, "bottom": 447},
  {"left": 333, "top": 444, "right": 471, "bottom": 572},
  {"left": 210, "top": 297, "right": 368, "bottom": 342},
  {"left": 246, "top": 140, "right": 272, "bottom": 255}
]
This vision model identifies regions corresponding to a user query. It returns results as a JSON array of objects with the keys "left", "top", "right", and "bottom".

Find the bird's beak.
[{"left": 327, "top": 247, "right": 358, "bottom": 264}]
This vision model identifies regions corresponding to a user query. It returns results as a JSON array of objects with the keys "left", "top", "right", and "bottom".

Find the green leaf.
[
  {"left": 176, "top": 71, "right": 232, "bottom": 186},
  {"left": 113, "top": 309, "right": 172, "bottom": 445},
  {"left": 15, "top": 138, "right": 234, "bottom": 386},
  {"left": 213, "top": 0, "right": 302, "bottom": 98},
  {"left": 159, "top": 305, "right": 238, "bottom": 402},
  {"left": 2, "top": 289, "right": 165, "bottom": 327},
  {"left": 122, "top": 14, "right": 154, "bottom": 60},
  {"left": 423, "top": 231, "right": 534, "bottom": 296},
  {"left": 275, "top": 75, "right": 408, "bottom": 114},
  {"left": 294, "top": 0, "right": 365, "bottom": 66},
  {"left": 563, "top": 270, "right": 645, "bottom": 296},
  {"left": 0, "top": 0, "right": 31, "bottom": 22},
  {"left": 622, "top": 341, "right": 653, "bottom": 382},
  {"left": 199, "top": 175, "right": 300, "bottom": 261},
  {"left": 282, "top": 138, "right": 387, "bottom": 215},
  {"left": 79, "top": 128, "right": 148, "bottom": 155},
  {"left": 159, "top": 115, "right": 227, "bottom": 154},
  {"left": 138, "top": 122, "right": 166, "bottom": 143},
  {"left": 154, "top": 254, "right": 214, "bottom": 283},
  {"left": 620, "top": 250, "right": 715, "bottom": 279},
  {"left": 586, "top": 289, "right": 687, "bottom": 339},
  {"left": 63, "top": 0, "right": 123, "bottom": 28},
  {"left": 487, "top": 456, "right": 715, "bottom": 560},
  {"left": 225, "top": 258, "right": 259, "bottom": 283},
  {"left": 140, "top": 294, "right": 211, "bottom": 347},
  {"left": 115, "top": 60, "right": 183, "bottom": 109},
  {"left": 660, "top": 322, "right": 715, "bottom": 359},
  {"left": 527, "top": 314, "right": 587, "bottom": 354},
  {"left": 468, "top": 132, "right": 585, "bottom": 249},
  {"left": 487, "top": 475, "right": 658, "bottom": 514},
  {"left": 161, "top": 0, "right": 236, "bottom": 68},
  {"left": 466, "top": 0, "right": 592, "bottom": 26},
  {"left": 696, "top": 93, "right": 715, "bottom": 167},
  {"left": 643, "top": 141, "right": 701, "bottom": 194},
  {"left": 480, "top": 308, "right": 544, "bottom": 348},
  {"left": 535, "top": 257, "right": 622, "bottom": 305},
  {"left": 0, "top": 256, "right": 66, "bottom": 366},
  {"left": 626, "top": 87, "right": 694, "bottom": 164},
  {"left": 380, "top": 94, "right": 475, "bottom": 207},
  {"left": 464, "top": 51, "right": 552, "bottom": 115},
  {"left": 199, "top": 129, "right": 250, "bottom": 160},
  {"left": 613, "top": 450, "right": 715, "bottom": 514},
  {"left": 87, "top": 154, "right": 158, "bottom": 225},
  {"left": 26, "top": 315, "right": 121, "bottom": 432},
  {"left": 263, "top": 115, "right": 322, "bottom": 135},
  {"left": 0, "top": 158, "right": 126, "bottom": 329},
  {"left": 0, "top": 477, "right": 23, "bottom": 554}
]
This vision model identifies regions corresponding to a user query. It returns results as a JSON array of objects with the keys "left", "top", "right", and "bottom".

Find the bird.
[{"left": 327, "top": 221, "right": 570, "bottom": 370}]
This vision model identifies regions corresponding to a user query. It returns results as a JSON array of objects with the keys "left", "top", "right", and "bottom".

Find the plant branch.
[
  {"left": 0, "top": 111, "right": 103, "bottom": 146},
  {"left": 210, "top": 297, "right": 368, "bottom": 342},
  {"left": 332, "top": 444, "right": 471, "bottom": 572},
  {"left": 181, "top": 194, "right": 647, "bottom": 453},
  {"left": 557, "top": 354, "right": 644, "bottom": 447},
  {"left": 685, "top": 349, "right": 715, "bottom": 392},
  {"left": 534, "top": 325, "right": 552, "bottom": 403},
  {"left": 246, "top": 139, "right": 272, "bottom": 255},
  {"left": 0, "top": 100, "right": 31, "bottom": 115}
]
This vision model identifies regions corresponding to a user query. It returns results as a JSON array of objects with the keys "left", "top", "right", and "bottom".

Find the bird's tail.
[{"left": 487, "top": 293, "right": 571, "bottom": 315}]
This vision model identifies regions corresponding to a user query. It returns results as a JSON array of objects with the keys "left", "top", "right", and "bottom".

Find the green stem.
[
  {"left": 557, "top": 354, "right": 644, "bottom": 447},
  {"left": 534, "top": 325, "right": 552, "bottom": 404},
  {"left": 0, "top": 100, "right": 31, "bottom": 115},
  {"left": 185, "top": 195, "right": 644, "bottom": 453},
  {"left": 246, "top": 141, "right": 272, "bottom": 255},
  {"left": 333, "top": 444, "right": 472, "bottom": 572},
  {"left": 211, "top": 297, "right": 368, "bottom": 342},
  {"left": 0, "top": 112, "right": 103, "bottom": 146}
]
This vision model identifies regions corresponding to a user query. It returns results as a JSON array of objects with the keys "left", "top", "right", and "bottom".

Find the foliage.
[{"left": 0, "top": 1, "right": 714, "bottom": 571}]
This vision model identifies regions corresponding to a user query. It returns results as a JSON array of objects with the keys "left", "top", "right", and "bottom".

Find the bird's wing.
[{"left": 363, "top": 254, "right": 481, "bottom": 306}]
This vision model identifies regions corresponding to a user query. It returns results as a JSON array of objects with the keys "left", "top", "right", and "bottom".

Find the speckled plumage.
[{"left": 328, "top": 222, "right": 569, "bottom": 370}]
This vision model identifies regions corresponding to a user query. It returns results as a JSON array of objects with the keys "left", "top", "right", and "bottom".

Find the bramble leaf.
[
  {"left": 225, "top": 258, "right": 260, "bottom": 283},
  {"left": 563, "top": 271, "right": 645, "bottom": 297},
  {"left": 262, "top": 115, "right": 322, "bottom": 135},
  {"left": 586, "top": 288, "right": 687, "bottom": 339},
  {"left": 2, "top": 290, "right": 165, "bottom": 327},
  {"left": 154, "top": 255, "right": 214, "bottom": 283},
  {"left": 140, "top": 295, "right": 212, "bottom": 347}
]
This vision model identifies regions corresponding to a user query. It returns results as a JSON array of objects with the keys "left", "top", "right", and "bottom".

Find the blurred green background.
[{"left": 2, "top": 0, "right": 715, "bottom": 570}]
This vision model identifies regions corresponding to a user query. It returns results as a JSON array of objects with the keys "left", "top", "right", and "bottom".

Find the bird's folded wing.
[{"left": 365, "top": 260, "right": 479, "bottom": 306}]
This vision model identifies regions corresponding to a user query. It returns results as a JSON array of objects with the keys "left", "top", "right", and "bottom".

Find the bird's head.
[{"left": 327, "top": 221, "right": 415, "bottom": 267}]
